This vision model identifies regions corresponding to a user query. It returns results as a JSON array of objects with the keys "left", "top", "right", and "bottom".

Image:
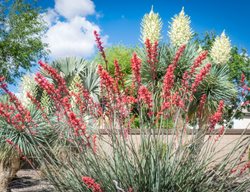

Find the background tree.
[
  {"left": 0, "top": 0, "right": 47, "bottom": 84},
  {"left": 94, "top": 45, "right": 135, "bottom": 79}
]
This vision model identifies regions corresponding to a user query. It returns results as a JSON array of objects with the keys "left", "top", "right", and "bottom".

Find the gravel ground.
[{"left": 9, "top": 169, "right": 54, "bottom": 192}]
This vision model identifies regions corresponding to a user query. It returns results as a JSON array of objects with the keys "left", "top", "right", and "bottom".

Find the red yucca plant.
[{"left": 0, "top": 31, "right": 249, "bottom": 192}]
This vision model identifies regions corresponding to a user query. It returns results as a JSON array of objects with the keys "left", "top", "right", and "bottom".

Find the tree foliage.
[
  {"left": 0, "top": 0, "right": 47, "bottom": 83},
  {"left": 94, "top": 45, "right": 135, "bottom": 78}
]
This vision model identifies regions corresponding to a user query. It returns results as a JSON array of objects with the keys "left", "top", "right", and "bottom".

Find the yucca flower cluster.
[
  {"left": 18, "top": 74, "right": 37, "bottom": 107},
  {"left": 210, "top": 31, "right": 231, "bottom": 65},
  {"left": 141, "top": 6, "right": 162, "bottom": 43},
  {"left": 168, "top": 7, "right": 193, "bottom": 47}
]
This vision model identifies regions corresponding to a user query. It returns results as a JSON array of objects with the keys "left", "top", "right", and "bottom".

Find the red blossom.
[
  {"left": 38, "top": 61, "right": 69, "bottom": 96},
  {"left": 172, "top": 45, "right": 186, "bottom": 67},
  {"left": 94, "top": 30, "right": 108, "bottom": 69},
  {"left": 0, "top": 79, "right": 32, "bottom": 129},
  {"left": 82, "top": 176, "right": 102, "bottom": 192},
  {"left": 209, "top": 100, "right": 224, "bottom": 131},
  {"left": 114, "top": 59, "right": 124, "bottom": 94},
  {"left": 98, "top": 65, "right": 115, "bottom": 92},
  {"left": 172, "top": 92, "right": 184, "bottom": 108},
  {"left": 131, "top": 53, "right": 142, "bottom": 86},
  {"left": 145, "top": 39, "right": 158, "bottom": 80},
  {"left": 214, "top": 126, "right": 225, "bottom": 142},
  {"left": 190, "top": 51, "right": 208, "bottom": 75},
  {"left": 239, "top": 161, "right": 250, "bottom": 175},
  {"left": 162, "top": 45, "right": 186, "bottom": 106},
  {"left": 138, "top": 86, "right": 153, "bottom": 115},
  {"left": 191, "top": 63, "right": 211, "bottom": 93}
]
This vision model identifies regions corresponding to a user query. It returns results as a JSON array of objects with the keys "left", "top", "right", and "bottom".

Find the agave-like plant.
[
  {"left": 46, "top": 57, "right": 100, "bottom": 101},
  {"left": 0, "top": 93, "right": 51, "bottom": 191}
]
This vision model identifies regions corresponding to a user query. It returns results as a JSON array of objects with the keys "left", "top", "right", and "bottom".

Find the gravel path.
[{"left": 9, "top": 169, "right": 54, "bottom": 192}]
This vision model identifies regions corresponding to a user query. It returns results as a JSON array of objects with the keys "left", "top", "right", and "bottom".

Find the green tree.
[
  {"left": 94, "top": 45, "right": 135, "bottom": 78},
  {"left": 0, "top": 0, "right": 47, "bottom": 83}
]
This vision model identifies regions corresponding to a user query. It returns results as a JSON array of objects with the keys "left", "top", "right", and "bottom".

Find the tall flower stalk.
[
  {"left": 210, "top": 31, "right": 231, "bottom": 65},
  {"left": 141, "top": 6, "right": 162, "bottom": 43},
  {"left": 168, "top": 7, "right": 193, "bottom": 47}
]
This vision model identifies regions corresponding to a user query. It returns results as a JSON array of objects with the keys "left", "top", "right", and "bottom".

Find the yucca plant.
[
  {"left": 40, "top": 57, "right": 100, "bottom": 100},
  {"left": 0, "top": 93, "right": 51, "bottom": 191}
]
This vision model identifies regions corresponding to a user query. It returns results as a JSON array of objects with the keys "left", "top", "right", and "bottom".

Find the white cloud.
[
  {"left": 42, "top": 8, "right": 59, "bottom": 27},
  {"left": 55, "top": 0, "right": 95, "bottom": 19},
  {"left": 42, "top": 0, "right": 108, "bottom": 59}
]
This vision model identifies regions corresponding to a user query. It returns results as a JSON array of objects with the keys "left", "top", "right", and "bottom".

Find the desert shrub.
[{"left": 0, "top": 7, "right": 249, "bottom": 192}]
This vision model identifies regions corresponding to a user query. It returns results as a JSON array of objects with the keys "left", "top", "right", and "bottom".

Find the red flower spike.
[
  {"left": 131, "top": 53, "right": 142, "bottom": 86},
  {"left": 94, "top": 30, "right": 108, "bottom": 70},
  {"left": 190, "top": 51, "right": 208, "bottom": 75},
  {"left": 191, "top": 63, "right": 211, "bottom": 93},
  {"left": 38, "top": 61, "right": 69, "bottom": 96},
  {"left": 98, "top": 65, "right": 115, "bottom": 94},
  {"left": 162, "top": 45, "right": 186, "bottom": 105},
  {"left": 209, "top": 100, "right": 224, "bottom": 131},
  {"left": 138, "top": 85, "right": 153, "bottom": 110},
  {"left": 145, "top": 39, "right": 159, "bottom": 81},
  {"left": 82, "top": 176, "right": 102, "bottom": 192}
]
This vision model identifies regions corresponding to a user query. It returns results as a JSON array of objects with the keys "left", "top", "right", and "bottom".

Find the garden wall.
[{"left": 98, "top": 129, "right": 250, "bottom": 162}]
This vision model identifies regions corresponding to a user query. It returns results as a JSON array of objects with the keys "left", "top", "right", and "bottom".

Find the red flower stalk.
[
  {"left": 114, "top": 59, "right": 123, "bottom": 82},
  {"left": 94, "top": 30, "right": 108, "bottom": 70},
  {"left": 172, "top": 92, "right": 184, "bottom": 108},
  {"left": 0, "top": 102, "right": 21, "bottom": 129},
  {"left": 209, "top": 100, "right": 224, "bottom": 131},
  {"left": 191, "top": 63, "right": 211, "bottom": 93},
  {"left": 38, "top": 61, "right": 69, "bottom": 96},
  {"left": 35, "top": 73, "right": 59, "bottom": 100},
  {"left": 162, "top": 64, "right": 175, "bottom": 99},
  {"left": 138, "top": 86, "right": 153, "bottom": 114},
  {"left": 162, "top": 45, "right": 186, "bottom": 105},
  {"left": 172, "top": 45, "right": 186, "bottom": 67},
  {"left": 82, "top": 176, "right": 102, "bottom": 192},
  {"left": 214, "top": 126, "right": 225, "bottom": 142},
  {"left": 145, "top": 39, "right": 158, "bottom": 81},
  {"left": 67, "top": 111, "right": 86, "bottom": 136},
  {"left": 131, "top": 53, "right": 142, "bottom": 86},
  {"left": 98, "top": 65, "right": 115, "bottom": 94},
  {"left": 181, "top": 71, "right": 190, "bottom": 89},
  {"left": 114, "top": 59, "right": 125, "bottom": 93},
  {"left": 198, "top": 94, "right": 207, "bottom": 118},
  {"left": 240, "top": 161, "right": 250, "bottom": 175},
  {"left": 0, "top": 78, "right": 32, "bottom": 127},
  {"left": 190, "top": 51, "right": 208, "bottom": 75}
]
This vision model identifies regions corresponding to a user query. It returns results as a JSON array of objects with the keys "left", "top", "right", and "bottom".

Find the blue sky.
[
  {"left": 39, "top": 0, "right": 250, "bottom": 52},
  {"left": 9, "top": 0, "right": 250, "bottom": 91}
]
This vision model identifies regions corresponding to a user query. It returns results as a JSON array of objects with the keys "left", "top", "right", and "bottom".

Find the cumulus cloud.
[
  {"left": 55, "top": 0, "right": 95, "bottom": 19},
  {"left": 42, "top": 9, "right": 59, "bottom": 27},
  {"left": 42, "top": 0, "right": 108, "bottom": 59}
]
